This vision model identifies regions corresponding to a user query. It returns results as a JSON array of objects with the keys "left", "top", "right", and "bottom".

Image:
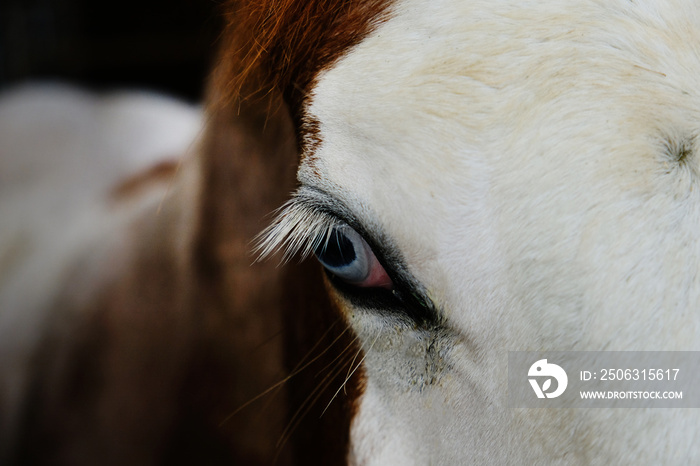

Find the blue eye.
[
  {"left": 315, "top": 226, "right": 369, "bottom": 282},
  {"left": 314, "top": 225, "right": 393, "bottom": 289}
]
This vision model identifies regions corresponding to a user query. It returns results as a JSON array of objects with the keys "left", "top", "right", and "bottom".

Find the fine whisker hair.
[
  {"left": 321, "top": 330, "right": 379, "bottom": 417},
  {"left": 276, "top": 350, "right": 357, "bottom": 453},
  {"left": 218, "top": 319, "right": 346, "bottom": 427}
]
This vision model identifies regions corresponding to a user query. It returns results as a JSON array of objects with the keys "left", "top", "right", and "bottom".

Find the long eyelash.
[{"left": 254, "top": 192, "right": 340, "bottom": 263}]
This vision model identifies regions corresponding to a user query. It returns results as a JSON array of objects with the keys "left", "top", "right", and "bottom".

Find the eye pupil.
[
  {"left": 315, "top": 229, "right": 356, "bottom": 267},
  {"left": 312, "top": 225, "right": 392, "bottom": 289}
]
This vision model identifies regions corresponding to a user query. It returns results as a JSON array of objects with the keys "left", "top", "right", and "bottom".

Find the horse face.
[{"left": 256, "top": 0, "right": 700, "bottom": 463}]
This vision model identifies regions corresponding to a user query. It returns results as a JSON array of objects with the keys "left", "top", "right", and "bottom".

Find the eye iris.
[{"left": 315, "top": 229, "right": 356, "bottom": 266}]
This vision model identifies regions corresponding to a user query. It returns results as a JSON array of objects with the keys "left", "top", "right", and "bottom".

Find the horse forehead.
[{"left": 302, "top": 0, "right": 700, "bottom": 231}]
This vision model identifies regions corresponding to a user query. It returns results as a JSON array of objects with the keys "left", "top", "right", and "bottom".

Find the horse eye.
[{"left": 314, "top": 225, "right": 393, "bottom": 289}]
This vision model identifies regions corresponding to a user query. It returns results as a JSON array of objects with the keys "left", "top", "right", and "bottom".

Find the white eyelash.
[{"left": 253, "top": 193, "right": 341, "bottom": 263}]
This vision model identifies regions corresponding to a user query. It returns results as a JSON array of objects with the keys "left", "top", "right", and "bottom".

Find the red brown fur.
[
  {"left": 189, "top": 0, "right": 396, "bottom": 461},
  {"left": 215, "top": 0, "right": 394, "bottom": 129}
]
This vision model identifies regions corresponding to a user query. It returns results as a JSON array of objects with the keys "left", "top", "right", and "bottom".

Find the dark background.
[{"left": 0, "top": 0, "right": 222, "bottom": 102}]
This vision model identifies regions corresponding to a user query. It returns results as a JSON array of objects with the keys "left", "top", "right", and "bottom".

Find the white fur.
[
  {"left": 0, "top": 84, "right": 203, "bottom": 459},
  {"left": 301, "top": 0, "right": 700, "bottom": 463}
]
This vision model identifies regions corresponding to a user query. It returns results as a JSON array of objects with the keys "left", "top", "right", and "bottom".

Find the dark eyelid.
[{"left": 297, "top": 185, "right": 441, "bottom": 328}]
